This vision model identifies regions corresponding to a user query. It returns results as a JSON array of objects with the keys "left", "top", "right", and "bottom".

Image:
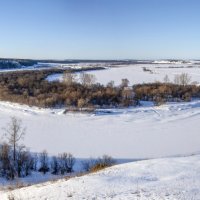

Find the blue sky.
[{"left": 0, "top": 0, "right": 199, "bottom": 60}]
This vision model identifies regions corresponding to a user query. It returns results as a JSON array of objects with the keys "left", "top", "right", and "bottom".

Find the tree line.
[
  {"left": 0, "top": 69, "right": 137, "bottom": 109},
  {"left": 0, "top": 69, "right": 199, "bottom": 109},
  {"left": 134, "top": 73, "right": 200, "bottom": 105}
]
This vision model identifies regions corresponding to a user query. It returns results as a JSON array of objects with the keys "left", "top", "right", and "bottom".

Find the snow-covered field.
[
  {"left": 1, "top": 154, "right": 200, "bottom": 200},
  {"left": 0, "top": 99, "right": 200, "bottom": 159},
  {"left": 46, "top": 62, "right": 200, "bottom": 85}
]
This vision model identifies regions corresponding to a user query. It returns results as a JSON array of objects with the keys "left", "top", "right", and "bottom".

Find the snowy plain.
[
  {"left": 0, "top": 99, "right": 200, "bottom": 160},
  {"left": 46, "top": 62, "right": 200, "bottom": 85}
]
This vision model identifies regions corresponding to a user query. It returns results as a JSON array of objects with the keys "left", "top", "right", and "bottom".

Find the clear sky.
[{"left": 0, "top": 0, "right": 200, "bottom": 60}]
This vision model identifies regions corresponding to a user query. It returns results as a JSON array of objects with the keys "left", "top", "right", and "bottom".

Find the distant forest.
[
  {"left": 0, "top": 59, "right": 37, "bottom": 69},
  {"left": 0, "top": 58, "right": 157, "bottom": 69}
]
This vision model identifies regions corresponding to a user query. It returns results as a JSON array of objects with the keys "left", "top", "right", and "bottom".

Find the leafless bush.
[
  {"left": 82, "top": 155, "right": 115, "bottom": 173},
  {"left": 82, "top": 158, "right": 97, "bottom": 172},
  {"left": 50, "top": 153, "right": 75, "bottom": 175}
]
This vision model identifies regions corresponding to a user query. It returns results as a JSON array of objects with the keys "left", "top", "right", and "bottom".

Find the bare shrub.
[
  {"left": 81, "top": 158, "right": 97, "bottom": 172},
  {"left": 82, "top": 155, "right": 115, "bottom": 173}
]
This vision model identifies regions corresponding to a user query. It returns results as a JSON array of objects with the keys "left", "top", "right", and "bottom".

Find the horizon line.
[{"left": 0, "top": 57, "right": 200, "bottom": 61}]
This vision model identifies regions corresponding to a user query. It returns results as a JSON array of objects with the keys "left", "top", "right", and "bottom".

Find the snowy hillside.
[{"left": 1, "top": 154, "right": 200, "bottom": 199}]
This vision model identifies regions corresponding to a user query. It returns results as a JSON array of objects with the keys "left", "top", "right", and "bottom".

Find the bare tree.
[
  {"left": 59, "top": 153, "right": 75, "bottom": 174},
  {"left": 163, "top": 75, "right": 170, "bottom": 83},
  {"left": 4, "top": 117, "right": 25, "bottom": 162},
  {"left": 174, "top": 73, "right": 191, "bottom": 86},
  {"left": 121, "top": 87, "right": 135, "bottom": 106},
  {"left": 179, "top": 73, "right": 191, "bottom": 86},
  {"left": 16, "top": 145, "right": 32, "bottom": 177},
  {"left": 107, "top": 80, "right": 115, "bottom": 88},
  {"left": 32, "top": 153, "right": 38, "bottom": 171},
  {"left": 80, "top": 73, "right": 96, "bottom": 86},
  {"left": 174, "top": 74, "right": 180, "bottom": 85},
  {"left": 51, "top": 156, "right": 59, "bottom": 175},
  {"left": 120, "top": 78, "right": 129, "bottom": 88},
  {"left": 39, "top": 150, "right": 49, "bottom": 174},
  {"left": 0, "top": 143, "right": 12, "bottom": 178},
  {"left": 63, "top": 71, "right": 77, "bottom": 85}
]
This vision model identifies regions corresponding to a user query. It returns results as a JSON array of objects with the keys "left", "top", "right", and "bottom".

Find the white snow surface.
[
  {"left": 46, "top": 63, "right": 200, "bottom": 85},
  {"left": 0, "top": 100, "right": 200, "bottom": 159},
  {"left": 1, "top": 154, "right": 200, "bottom": 199}
]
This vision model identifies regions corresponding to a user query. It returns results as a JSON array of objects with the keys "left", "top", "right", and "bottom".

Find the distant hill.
[
  {"left": 0, "top": 59, "right": 37, "bottom": 69},
  {"left": 0, "top": 58, "right": 154, "bottom": 69}
]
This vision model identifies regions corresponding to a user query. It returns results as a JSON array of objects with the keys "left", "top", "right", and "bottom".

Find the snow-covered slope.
[{"left": 1, "top": 154, "right": 200, "bottom": 199}]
